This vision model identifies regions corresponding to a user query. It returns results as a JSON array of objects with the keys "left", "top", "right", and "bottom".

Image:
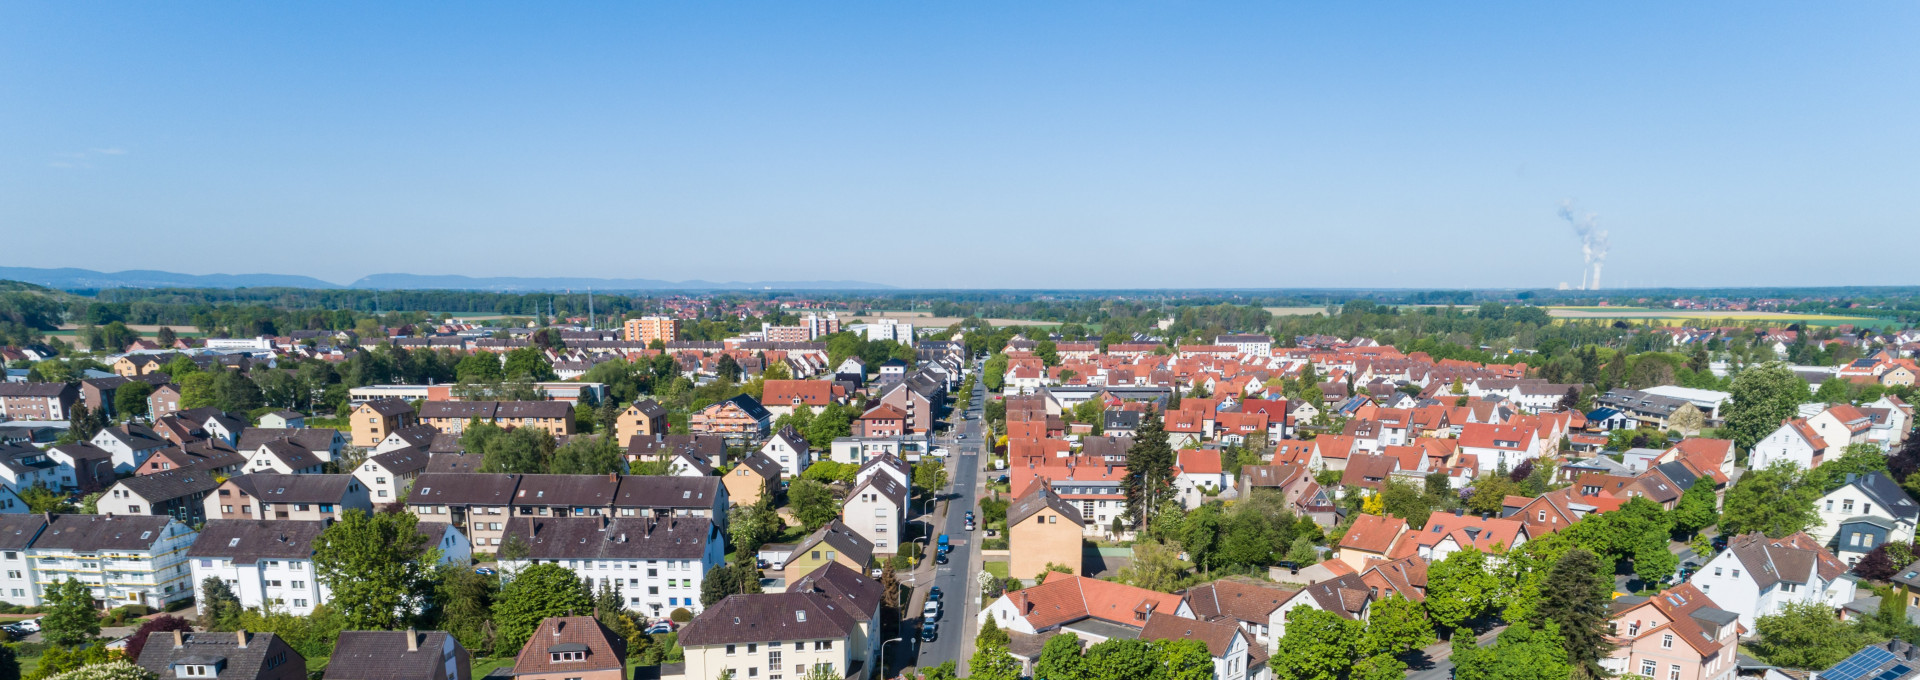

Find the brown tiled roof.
[
  {"left": 409, "top": 473, "right": 521, "bottom": 506},
  {"left": 1007, "top": 483, "right": 1084, "bottom": 528},
  {"left": 424, "top": 453, "right": 485, "bottom": 473},
  {"left": 1140, "top": 611, "right": 1244, "bottom": 657},
  {"left": 512, "top": 616, "right": 625, "bottom": 675},
  {"left": 510, "top": 474, "right": 621, "bottom": 507},
  {"left": 1337, "top": 514, "right": 1406, "bottom": 555},
  {"left": 229, "top": 473, "right": 359, "bottom": 504},
  {"left": 36, "top": 514, "right": 178, "bottom": 552},
  {"left": 1184, "top": 578, "right": 1295, "bottom": 624}
]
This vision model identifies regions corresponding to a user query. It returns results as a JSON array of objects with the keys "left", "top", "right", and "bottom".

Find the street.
[{"left": 902, "top": 358, "right": 989, "bottom": 675}]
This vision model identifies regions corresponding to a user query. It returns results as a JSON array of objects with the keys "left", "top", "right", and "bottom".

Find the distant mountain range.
[{"left": 0, "top": 267, "right": 893, "bottom": 292}]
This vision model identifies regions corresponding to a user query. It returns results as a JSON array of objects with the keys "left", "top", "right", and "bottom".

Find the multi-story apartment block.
[
  {"left": 354, "top": 445, "right": 431, "bottom": 505},
  {"left": 409, "top": 474, "right": 730, "bottom": 554},
  {"left": 31, "top": 514, "right": 197, "bottom": 609},
  {"left": 496, "top": 515, "right": 724, "bottom": 618},
  {"left": 350, "top": 398, "right": 418, "bottom": 448},
  {"left": 418, "top": 401, "right": 574, "bottom": 437},
  {"left": 189, "top": 520, "right": 331, "bottom": 615},
  {"left": 623, "top": 316, "right": 679, "bottom": 346},
  {"left": 0, "top": 383, "right": 77, "bottom": 421}
]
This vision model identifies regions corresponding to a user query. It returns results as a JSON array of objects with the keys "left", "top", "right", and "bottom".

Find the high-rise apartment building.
[{"left": 623, "top": 316, "right": 679, "bottom": 345}]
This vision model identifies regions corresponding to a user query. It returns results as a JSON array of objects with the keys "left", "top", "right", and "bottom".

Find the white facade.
[
  {"left": 840, "top": 477, "right": 906, "bottom": 553},
  {"left": 0, "top": 548, "right": 33, "bottom": 607},
  {"left": 761, "top": 434, "right": 811, "bottom": 479},
  {"left": 89, "top": 430, "right": 166, "bottom": 475},
  {"left": 32, "top": 517, "right": 198, "bottom": 609},
  {"left": 858, "top": 319, "right": 914, "bottom": 343},
  {"left": 1749, "top": 423, "right": 1822, "bottom": 471},
  {"left": 1688, "top": 543, "right": 1856, "bottom": 629},
  {"left": 192, "top": 555, "right": 329, "bottom": 616}
]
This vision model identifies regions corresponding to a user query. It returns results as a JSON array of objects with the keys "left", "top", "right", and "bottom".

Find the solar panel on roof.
[{"left": 1826, "top": 647, "right": 1896, "bottom": 680}]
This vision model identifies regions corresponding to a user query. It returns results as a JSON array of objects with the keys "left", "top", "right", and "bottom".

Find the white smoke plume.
[{"left": 1557, "top": 200, "right": 1609, "bottom": 290}]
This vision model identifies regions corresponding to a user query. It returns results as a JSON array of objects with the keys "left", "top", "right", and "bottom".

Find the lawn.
[{"left": 984, "top": 561, "right": 1009, "bottom": 580}]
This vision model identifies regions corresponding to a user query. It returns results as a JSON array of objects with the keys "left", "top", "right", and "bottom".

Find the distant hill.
[
  {"left": 0, "top": 267, "right": 344, "bottom": 290},
  {"left": 0, "top": 267, "right": 892, "bottom": 292},
  {"left": 347, "top": 273, "right": 894, "bottom": 291}
]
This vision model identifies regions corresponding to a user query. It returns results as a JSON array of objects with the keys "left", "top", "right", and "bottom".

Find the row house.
[
  {"left": 242, "top": 439, "right": 327, "bottom": 475},
  {"left": 1807, "top": 404, "right": 1876, "bottom": 453},
  {"left": 107, "top": 464, "right": 224, "bottom": 524},
  {"left": 354, "top": 444, "right": 431, "bottom": 504},
  {"left": 497, "top": 515, "right": 725, "bottom": 618},
  {"left": 190, "top": 519, "right": 467, "bottom": 617},
  {"left": 676, "top": 589, "right": 863, "bottom": 680},
  {"left": 76, "top": 374, "right": 170, "bottom": 419},
  {"left": 419, "top": 401, "right": 575, "bottom": 438},
  {"left": 408, "top": 474, "right": 728, "bottom": 552},
  {"left": 205, "top": 474, "right": 373, "bottom": 523},
  {"left": 0, "top": 382, "right": 78, "bottom": 421},
  {"left": 1011, "top": 459, "right": 1127, "bottom": 538},
  {"left": 721, "top": 451, "right": 783, "bottom": 508},
  {"left": 1390, "top": 510, "right": 1528, "bottom": 562},
  {"left": 779, "top": 521, "right": 875, "bottom": 586}
]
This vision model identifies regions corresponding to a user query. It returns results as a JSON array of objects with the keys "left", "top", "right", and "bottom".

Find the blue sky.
[{"left": 3, "top": 2, "right": 1916, "bottom": 289}]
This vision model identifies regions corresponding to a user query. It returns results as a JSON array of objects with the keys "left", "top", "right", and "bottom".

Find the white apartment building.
[
  {"left": 30, "top": 514, "right": 197, "bottom": 609},
  {"left": 495, "top": 515, "right": 724, "bottom": 619}
]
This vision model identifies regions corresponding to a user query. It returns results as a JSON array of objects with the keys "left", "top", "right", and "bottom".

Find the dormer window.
[{"left": 550, "top": 650, "right": 587, "bottom": 662}]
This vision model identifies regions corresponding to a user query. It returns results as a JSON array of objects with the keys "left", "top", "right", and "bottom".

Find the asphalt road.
[{"left": 911, "top": 360, "right": 989, "bottom": 674}]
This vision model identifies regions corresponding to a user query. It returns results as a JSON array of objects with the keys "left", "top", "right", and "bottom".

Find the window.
[
  {"left": 727, "top": 644, "right": 737, "bottom": 656},
  {"left": 1669, "top": 664, "right": 1681, "bottom": 680},
  {"left": 551, "top": 651, "right": 587, "bottom": 662},
  {"left": 1641, "top": 661, "right": 1657, "bottom": 677},
  {"left": 1714, "top": 567, "right": 1722, "bottom": 576},
  {"left": 1732, "top": 569, "right": 1740, "bottom": 578},
  {"left": 1844, "top": 499, "right": 1855, "bottom": 512},
  {"left": 1826, "top": 500, "right": 1834, "bottom": 511},
  {"left": 1661, "top": 633, "right": 1673, "bottom": 649},
  {"left": 815, "top": 640, "right": 833, "bottom": 651}
]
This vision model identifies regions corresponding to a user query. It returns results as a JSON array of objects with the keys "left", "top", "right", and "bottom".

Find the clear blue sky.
[{"left": 4, "top": 2, "right": 1916, "bottom": 289}]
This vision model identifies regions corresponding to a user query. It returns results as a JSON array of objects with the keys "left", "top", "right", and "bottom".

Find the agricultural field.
[
  {"left": 1543, "top": 306, "right": 1884, "bottom": 327},
  {"left": 857, "top": 310, "right": 1071, "bottom": 328}
]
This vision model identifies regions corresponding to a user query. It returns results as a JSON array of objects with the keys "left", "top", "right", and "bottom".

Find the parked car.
[
  {"left": 13, "top": 618, "right": 39, "bottom": 634},
  {"left": 923, "top": 601, "right": 941, "bottom": 621},
  {"left": 920, "top": 622, "right": 938, "bottom": 643},
  {"left": 645, "top": 622, "right": 675, "bottom": 635},
  {"left": 935, "top": 552, "right": 949, "bottom": 565},
  {"left": 473, "top": 566, "right": 496, "bottom": 576},
  {"left": 928, "top": 586, "right": 943, "bottom": 602}
]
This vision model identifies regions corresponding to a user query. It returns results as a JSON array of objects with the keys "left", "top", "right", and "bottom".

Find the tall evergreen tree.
[
  {"left": 1122, "top": 408, "right": 1176, "bottom": 529},
  {"left": 1535, "top": 549, "right": 1614, "bottom": 678}
]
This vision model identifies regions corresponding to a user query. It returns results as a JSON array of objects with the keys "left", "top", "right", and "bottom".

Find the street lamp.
[{"left": 882, "top": 637, "right": 909, "bottom": 676}]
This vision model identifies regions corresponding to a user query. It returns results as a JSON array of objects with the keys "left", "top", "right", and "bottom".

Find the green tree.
[
  {"left": 1817, "top": 443, "right": 1890, "bottom": 492},
  {"left": 1751, "top": 600, "right": 1875, "bottom": 669},
  {"left": 41, "top": 577, "right": 101, "bottom": 646},
  {"left": 312, "top": 509, "right": 433, "bottom": 630},
  {"left": 1380, "top": 480, "right": 1433, "bottom": 529},
  {"left": 456, "top": 351, "right": 505, "bottom": 383},
  {"left": 198, "top": 577, "right": 242, "bottom": 630},
  {"left": 1155, "top": 639, "right": 1215, "bottom": 680},
  {"left": 1467, "top": 476, "right": 1521, "bottom": 515},
  {"left": 1271, "top": 607, "right": 1359, "bottom": 680},
  {"left": 178, "top": 372, "right": 219, "bottom": 410},
  {"left": 789, "top": 479, "right": 839, "bottom": 531},
  {"left": 114, "top": 381, "right": 154, "bottom": 420},
  {"left": 913, "top": 461, "right": 949, "bottom": 496},
  {"left": 1426, "top": 548, "right": 1498, "bottom": 631},
  {"left": 1034, "top": 632, "right": 1089, "bottom": 680},
  {"left": 1083, "top": 638, "right": 1157, "bottom": 680},
  {"left": 1720, "top": 462, "right": 1823, "bottom": 537},
  {"left": 20, "top": 486, "right": 74, "bottom": 514},
  {"left": 480, "top": 426, "right": 558, "bottom": 474},
  {"left": 213, "top": 370, "right": 263, "bottom": 413},
  {"left": 502, "top": 347, "right": 557, "bottom": 381},
  {"left": 728, "top": 498, "right": 783, "bottom": 557},
  {"left": 1123, "top": 408, "right": 1176, "bottom": 529},
  {"left": 1361, "top": 595, "right": 1435, "bottom": 658},
  {"left": 1352, "top": 654, "right": 1408, "bottom": 680},
  {"left": 1120, "top": 540, "right": 1183, "bottom": 592},
  {"left": 1536, "top": 549, "right": 1613, "bottom": 678},
  {"left": 548, "top": 433, "right": 625, "bottom": 475},
  {"left": 492, "top": 563, "right": 592, "bottom": 653},
  {"left": 1451, "top": 621, "right": 1571, "bottom": 680},
  {"left": 434, "top": 562, "right": 501, "bottom": 656},
  {"left": 1671, "top": 478, "right": 1720, "bottom": 538},
  {"left": 971, "top": 618, "right": 1021, "bottom": 680},
  {"left": 1725, "top": 362, "right": 1812, "bottom": 451}
]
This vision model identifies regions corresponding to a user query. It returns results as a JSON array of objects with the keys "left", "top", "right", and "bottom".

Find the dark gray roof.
[
  {"left": 325, "top": 630, "right": 461, "bottom": 680},
  {"left": 0, "top": 515, "right": 47, "bottom": 551},
  {"left": 137, "top": 631, "right": 303, "bottom": 679},
  {"left": 713, "top": 394, "right": 772, "bottom": 422},
  {"left": 424, "top": 453, "right": 485, "bottom": 473},
  {"left": 614, "top": 475, "right": 723, "bottom": 509},
  {"left": 510, "top": 474, "right": 622, "bottom": 507},
  {"left": 788, "top": 562, "right": 883, "bottom": 622},
  {"left": 254, "top": 439, "right": 323, "bottom": 471},
  {"left": 734, "top": 451, "right": 784, "bottom": 480},
  {"left": 788, "top": 521, "right": 874, "bottom": 568},
  {"left": 1008, "top": 484, "right": 1085, "bottom": 528},
  {"left": 34, "top": 514, "right": 177, "bottom": 552},
  {"left": 237, "top": 428, "right": 341, "bottom": 453},
  {"left": 678, "top": 592, "right": 858, "bottom": 646},
  {"left": 1851, "top": 472, "right": 1920, "bottom": 522},
  {"left": 383, "top": 424, "right": 443, "bottom": 448},
  {"left": 370, "top": 446, "right": 431, "bottom": 476},
  {"left": 115, "top": 465, "right": 222, "bottom": 502},
  {"left": 501, "top": 516, "right": 716, "bottom": 560},
  {"left": 359, "top": 398, "right": 416, "bottom": 417},
  {"left": 229, "top": 473, "right": 359, "bottom": 504},
  {"left": 409, "top": 473, "right": 522, "bottom": 506},
  {"left": 187, "top": 520, "right": 325, "bottom": 564}
]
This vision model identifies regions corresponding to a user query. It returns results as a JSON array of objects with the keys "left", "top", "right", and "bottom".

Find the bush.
[
  {"left": 982, "top": 538, "right": 1009, "bottom": 550},
  {"left": 669, "top": 608, "right": 693, "bottom": 623}
]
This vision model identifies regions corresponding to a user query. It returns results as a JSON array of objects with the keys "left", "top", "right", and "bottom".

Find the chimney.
[
  {"left": 172, "top": 630, "right": 184, "bottom": 648},
  {"left": 609, "top": 471, "right": 617, "bottom": 483},
  {"left": 236, "top": 630, "right": 248, "bottom": 648},
  {"left": 406, "top": 628, "right": 419, "bottom": 652}
]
